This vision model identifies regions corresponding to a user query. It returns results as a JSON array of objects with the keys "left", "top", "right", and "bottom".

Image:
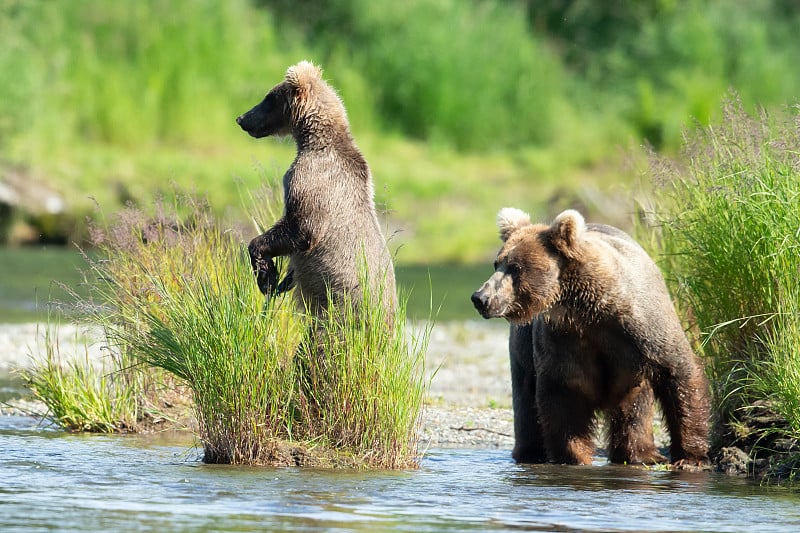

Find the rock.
[{"left": 716, "top": 446, "right": 751, "bottom": 475}]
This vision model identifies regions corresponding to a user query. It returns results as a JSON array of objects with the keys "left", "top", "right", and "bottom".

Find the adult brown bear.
[{"left": 471, "top": 208, "right": 709, "bottom": 467}]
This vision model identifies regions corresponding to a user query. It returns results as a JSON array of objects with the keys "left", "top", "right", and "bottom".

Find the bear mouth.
[
  {"left": 471, "top": 295, "right": 510, "bottom": 320},
  {"left": 240, "top": 126, "right": 270, "bottom": 139}
]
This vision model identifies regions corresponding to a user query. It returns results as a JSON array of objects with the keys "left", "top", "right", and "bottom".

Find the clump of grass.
[
  {"left": 294, "top": 266, "right": 430, "bottom": 469},
  {"left": 114, "top": 244, "right": 305, "bottom": 465},
  {"left": 27, "top": 184, "right": 429, "bottom": 469},
  {"left": 18, "top": 321, "right": 136, "bottom": 432},
  {"left": 646, "top": 98, "right": 800, "bottom": 478}
]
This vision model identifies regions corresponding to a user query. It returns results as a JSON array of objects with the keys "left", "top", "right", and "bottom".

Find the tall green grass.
[
  {"left": 1, "top": 0, "right": 302, "bottom": 151},
  {"left": 647, "top": 99, "right": 800, "bottom": 473},
  {"left": 115, "top": 246, "right": 305, "bottom": 465},
  {"left": 25, "top": 186, "right": 429, "bottom": 468},
  {"left": 19, "top": 321, "right": 137, "bottom": 432},
  {"left": 293, "top": 266, "right": 430, "bottom": 469}
]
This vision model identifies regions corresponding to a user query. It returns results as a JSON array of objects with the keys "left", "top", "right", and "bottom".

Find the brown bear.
[
  {"left": 236, "top": 61, "right": 396, "bottom": 321},
  {"left": 471, "top": 207, "right": 710, "bottom": 467}
]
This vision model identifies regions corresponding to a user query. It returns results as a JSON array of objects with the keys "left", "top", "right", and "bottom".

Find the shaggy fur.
[
  {"left": 472, "top": 208, "right": 710, "bottom": 466},
  {"left": 236, "top": 61, "right": 395, "bottom": 320}
]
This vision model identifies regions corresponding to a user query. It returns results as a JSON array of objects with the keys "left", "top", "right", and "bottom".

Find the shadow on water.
[{"left": 2, "top": 415, "right": 800, "bottom": 533}]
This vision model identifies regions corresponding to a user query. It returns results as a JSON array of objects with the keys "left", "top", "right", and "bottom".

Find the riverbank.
[
  {"left": 0, "top": 321, "right": 516, "bottom": 447},
  {"left": 0, "top": 321, "right": 742, "bottom": 471}
]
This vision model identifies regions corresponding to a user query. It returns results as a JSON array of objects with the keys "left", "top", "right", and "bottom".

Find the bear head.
[
  {"left": 236, "top": 60, "right": 348, "bottom": 139},
  {"left": 471, "top": 208, "right": 587, "bottom": 325}
]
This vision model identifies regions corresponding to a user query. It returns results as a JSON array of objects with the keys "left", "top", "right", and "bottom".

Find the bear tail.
[{"left": 497, "top": 207, "right": 531, "bottom": 242}]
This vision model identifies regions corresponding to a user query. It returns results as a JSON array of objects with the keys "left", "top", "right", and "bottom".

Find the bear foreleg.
[
  {"left": 248, "top": 216, "right": 309, "bottom": 296},
  {"left": 509, "top": 324, "right": 548, "bottom": 463},
  {"left": 536, "top": 378, "right": 596, "bottom": 465}
]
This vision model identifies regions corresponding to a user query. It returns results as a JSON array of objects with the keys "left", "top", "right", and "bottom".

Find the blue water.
[{"left": 2, "top": 414, "right": 799, "bottom": 532}]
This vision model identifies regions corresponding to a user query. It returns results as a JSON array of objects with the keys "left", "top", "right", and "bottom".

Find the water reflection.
[{"left": 2, "top": 415, "right": 800, "bottom": 532}]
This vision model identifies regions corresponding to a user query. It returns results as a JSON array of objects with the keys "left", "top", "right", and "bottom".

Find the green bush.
[{"left": 274, "top": 0, "right": 565, "bottom": 151}]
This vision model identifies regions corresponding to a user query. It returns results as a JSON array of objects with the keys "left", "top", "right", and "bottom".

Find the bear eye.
[{"left": 505, "top": 263, "right": 520, "bottom": 275}]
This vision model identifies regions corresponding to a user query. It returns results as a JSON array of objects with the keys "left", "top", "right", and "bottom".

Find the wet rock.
[{"left": 715, "top": 446, "right": 751, "bottom": 475}]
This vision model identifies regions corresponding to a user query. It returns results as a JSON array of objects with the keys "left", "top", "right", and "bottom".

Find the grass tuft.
[
  {"left": 645, "top": 97, "right": 800, "bottom": 480},
  {"left": 25, "top": 185, "right": 429, "bottom": 468},
  {"left": 18, "top": 321, "right": 136, "bottom": 432}
]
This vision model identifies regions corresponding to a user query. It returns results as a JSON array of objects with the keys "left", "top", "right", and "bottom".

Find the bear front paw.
[
  {"left": 248, "top": 240, "right": 279, "bottom": 296},
  {"left": 255, "top": 263, "right": 279, "bottom": 296},
  {"left": 275, "top": 269, "right": 295, "bottom": 294}
]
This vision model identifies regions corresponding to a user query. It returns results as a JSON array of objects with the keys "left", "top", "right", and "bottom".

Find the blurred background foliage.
[{"left": 1, "top": 0, "right": 799, "bottom": 264}]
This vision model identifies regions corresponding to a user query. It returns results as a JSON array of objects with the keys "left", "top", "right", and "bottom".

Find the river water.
[
  {"left": 3, "top": 250, "right": 800, "bottom": 531},
  {"left": 2, "top": 411, "right": 800, "bottom": 533}
]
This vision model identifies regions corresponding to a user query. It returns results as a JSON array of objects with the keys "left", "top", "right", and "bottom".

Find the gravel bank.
[
  {"left": 0, "top": 322, "right": 106, "bottom": 372},
  {"left": 418, "top": 321, "right": 515, "bottom": 448},
  {"left": 1, "top": 321, "right": 517, "bottom": 449}
]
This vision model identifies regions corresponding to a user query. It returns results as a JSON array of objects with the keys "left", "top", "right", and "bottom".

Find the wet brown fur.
[
  {"left": 473, "top": 208, "right": 710, "bottom": 466},
  {"left": 237, "top": 61, "right": 396, "bottom": 321}
]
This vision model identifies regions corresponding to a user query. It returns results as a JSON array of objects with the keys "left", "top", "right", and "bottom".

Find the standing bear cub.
[
  {"left": 471, "top": 208, "right": 709, "bottom": 466},
  {"left": 237, "top": 61, "right": 395, "bottom": 321}
]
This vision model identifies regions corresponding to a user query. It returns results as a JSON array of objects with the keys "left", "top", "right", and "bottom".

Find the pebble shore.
[{"left": 1, "top": 321, "right": 518, "bottom": 449}]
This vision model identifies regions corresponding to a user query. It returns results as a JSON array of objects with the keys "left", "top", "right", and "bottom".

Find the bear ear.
[
  {"left": 497, "top": 207, "right": 531, "bottom": 242},
  {"left": 549, "top": 209, "right": 586, "bottom": 257},
  {"left": 285, "top": 60, "right": 322, "bottom": 98}
]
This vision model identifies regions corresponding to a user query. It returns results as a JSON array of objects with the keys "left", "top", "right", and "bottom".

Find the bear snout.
[
  {"left": 236, "top": 105, "right": 270, "bottom": 138},
  {"left": 471, "top": 287, "right": 492, "bottom": 318},
  {"left": 236, "top": 112, "right": 257, "bottom": 136}
]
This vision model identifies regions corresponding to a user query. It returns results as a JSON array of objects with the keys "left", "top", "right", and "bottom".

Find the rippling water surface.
[{"left": 2, "top": 413, "right": 800, "bottom": 533}]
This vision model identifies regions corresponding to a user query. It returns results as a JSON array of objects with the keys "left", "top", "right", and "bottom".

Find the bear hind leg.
[
  {"left": 653, "top": 358, "right": 711, "bottom": 466},
  {"left": 607, "top": 380, "right": 666, "bottom": 465}
]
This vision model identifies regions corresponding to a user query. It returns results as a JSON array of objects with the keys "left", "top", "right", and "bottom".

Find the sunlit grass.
[
  {"left": 293, "top": 268, "right": 431, "bottom": 469},
  {"left": 646, "top": 99, "right": 800, "bottom": 479},
  {"left": 18, "top": 322, "right": 136, "bottom": 432},
  {"left": 23, "top": 186, "right": 430, "bottom": 468}
]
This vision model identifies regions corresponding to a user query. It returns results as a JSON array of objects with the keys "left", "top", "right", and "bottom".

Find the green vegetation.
[
  {"left": 2, "top": 1, "right": 799, "bottom": 263},
  {"left": 18, "top": 321, "right": 137, "bottom": 432},
  {"left": 646, "top": 99, "right": 800, "bottom": 480},
  {"left": 22, "top": 189, "right": 429, "bottom": 468}
]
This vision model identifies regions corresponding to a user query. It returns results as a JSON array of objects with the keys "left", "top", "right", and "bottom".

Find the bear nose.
[
  {"left": 236, "top": 115, "right": 244, "bottom": 125},
  {"left": 471, "top": 290, "right": 487, "bottom": 314}
]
